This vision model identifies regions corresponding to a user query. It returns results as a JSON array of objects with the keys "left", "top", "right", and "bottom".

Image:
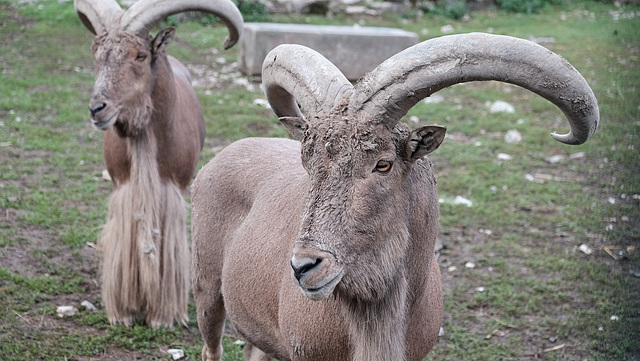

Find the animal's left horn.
[
  {"left": 351, "top": 32, "right": 599, "bottom": 145},
  {"left": 120, "top": 0, "right": 243, "bottom": 49},
  {"left": 74, "top": 0, "right": 123, "bottom": 35},
  {"left": 262, "top": 44, "right": 354, "bottom": 120}
]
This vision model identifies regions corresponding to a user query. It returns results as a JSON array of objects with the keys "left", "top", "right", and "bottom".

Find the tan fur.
[
  {"left": 192, "top": 136, "right": 444, "bottom": 361},
  {"left": 75, "top": 0, "right": 243, "bottom": 330},
  {"left": 87, "top": 31, "right": 204, "bottom": 329}
]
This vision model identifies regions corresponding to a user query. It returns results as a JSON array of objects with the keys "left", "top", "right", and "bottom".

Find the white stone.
[
  {"left": 579, "top": 244, "right": 593, "bottom": 255},
  {"left": 545, "top": 155, "right": 565, "bottom": 164},
  {"left": 489, "top": 100, "right": 514, "bottom": 113},
  {"left": 101, "top": 169, "right": 111, "bottom": 181},
  {"left": 453, "top": 196, "right": 472, "bottom": 207},
  {"left": 56, "top": 306, "right": 78, "bottom": 317},
  {"left": 252, "top": 98, "right": 271, "bottom": 108},
  {"left": 81, "top": 300, "right": 97, "bottom": 311},
  {"left": 423, "top": 93, "right": 444, "bottom": 104},
  {"left": 167, "top": 349, "right": 184, "bottom": 360},
  {"left": 440, "top": 25, "right": 454, "bottom": 33},
  {"left": 504, "top": 129, "right": 522, "bottom": 143}
]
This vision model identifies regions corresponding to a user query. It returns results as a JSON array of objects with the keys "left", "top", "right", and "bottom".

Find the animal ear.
[
  {"left": 152, "top": 27, "right": 176, "bottom": 55},
  {"left": 405, "top": 125, "right": 446, "bottom": 161},
  {"left": 279, "top": 117, "right": 308, "bottom": 141}
]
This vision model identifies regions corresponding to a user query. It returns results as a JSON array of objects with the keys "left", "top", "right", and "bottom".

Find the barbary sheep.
[
  {"left": 74, "top": 0, "right": 243, "bottom": 328},
  {"left": 191, "top": 33, "right": 599, "bottom": 360}
]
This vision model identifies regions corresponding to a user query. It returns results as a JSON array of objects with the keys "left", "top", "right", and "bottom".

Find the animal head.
[
  {"left": 262, "top": 33, "right": 599, "bottom": 302},
  {"left": 74, "top": 0, "right": 243, "bottom": 136}
]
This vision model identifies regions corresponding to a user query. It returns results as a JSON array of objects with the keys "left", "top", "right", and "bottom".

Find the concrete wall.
[{"left": 238, "top": 22, "right": 418, "bottom": 81}]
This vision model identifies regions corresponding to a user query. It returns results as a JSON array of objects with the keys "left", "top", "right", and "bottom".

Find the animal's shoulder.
[{"left": 195, "top": 137, "right": 305, "bottom": 194}]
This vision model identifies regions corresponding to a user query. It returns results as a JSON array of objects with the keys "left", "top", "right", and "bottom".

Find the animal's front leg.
[{"left": 244, "top": 343, "right": 272, "bottom": 361}]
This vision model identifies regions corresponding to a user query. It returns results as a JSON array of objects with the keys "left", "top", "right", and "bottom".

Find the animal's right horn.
[
  {"left": 262, "top": 44, "right": 354, "bottom": 120},
  {"left": 74, "top": 0, "right": 123, "bottom": 35},
  {"left": 119, "top": 0, "right": 243, "bottom": 49}
]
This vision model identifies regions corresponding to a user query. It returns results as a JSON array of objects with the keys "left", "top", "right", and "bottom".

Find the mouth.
[
  {"left": 91, "top": 113, "right": 117, "bottom": 130},
  {"left": 299, "top": 270, "right": 344, "bottom": 301}
]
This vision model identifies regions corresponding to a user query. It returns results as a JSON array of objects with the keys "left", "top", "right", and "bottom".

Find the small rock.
[
  {"left": 489, "top": 100, "right": 514, "bottom": 113},
  {"left": 102, "top": 169, "right": 111, "bottom": 181},
  {"left": 447, "top": 266, "right": 457, "bottom": 272},
  {"left": 610, "top": 315, "right": 619, "bottom": 321},
  {"left": 475, "top": 287, "right": 485, "bottom": 292},
  {"left": 545, "top": 155, "right": 565, "bottom": 164},
  {"left": 608, "top": 197, "right": 616, "bottom": 204},
  {"left": 465, "top": 261, "right": 476, "bottom": 269},
  {"left": 438, "top": 327, "right": 445, "bottom": 337},
  {"left": 497, "top": 153, "right": 512, "bottom": 161},
  {"left": 453, "top": 195, "right": 472, "bottom": 207},
  {"left": 167, "top": 349, "right": 184, "bottom": 360},
  {"left": 423, "top": 94, "right": 444, "bottom": 104},
  {"left": 579, "top": 244, "right": 593, "bottom": 255},
  {"left": 434, "top": 238, "right": 444, "bottom": 252},
  {"left": 525, "top": 174, "right": 544, "bottom": 183},
  {"left": 630, "top": 268, "right": 640, "bottom": 278},
  {"left": 233, "top": 339, "right": 246, "bottom": 346},
  {"left": 549, "top": 336, "right": 557, "bottom": 343},
  {"left": 504, "top": 129, "right": 522, "bottom": 143},
  {"left": 81, "top": 300, "right": 97, "bottom": 311},
  {"left": 56, "top": 306, "right": 78, "bottom": 317},
  {"left": 440, "top": 24, "right": 454, "bottom": 33},
  {"left": 252, "top": 98, "right": 270, "bottom": 108},
  {"left": 570, "top": 152, "right": 585, "bottom": 159}
]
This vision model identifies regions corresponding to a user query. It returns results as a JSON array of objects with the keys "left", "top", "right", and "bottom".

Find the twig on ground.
[
  {"left": 13, "top": 310, "right": 31, "bottom": 326},
  {"left": 543, "top": 343, "right": 566, "bottom": 353}
]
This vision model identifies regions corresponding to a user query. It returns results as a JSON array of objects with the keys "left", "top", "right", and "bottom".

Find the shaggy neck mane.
[
  {"left": 340, "top": 270, "right": 409, "bottom": 361},
  {"left": 100, "top": 131, "right": 189, "bottom": 327}
]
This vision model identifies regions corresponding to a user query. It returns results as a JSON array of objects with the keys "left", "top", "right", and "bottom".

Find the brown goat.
[
  {"left": 74, "top": 0, "right": 243, "bottom": 328},
  {"left": 191, "top": 33, "right": 599, "bottom": 360}
]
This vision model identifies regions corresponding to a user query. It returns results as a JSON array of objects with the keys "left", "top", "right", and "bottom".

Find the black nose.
[
  {"left": 89, "top": 102, "right": 106, "bottom": 117},
  {"left": 291, "top": 258, "right": 322, "bottom": 281}
]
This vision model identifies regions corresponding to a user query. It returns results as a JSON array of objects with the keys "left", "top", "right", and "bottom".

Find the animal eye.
[
  {"left": 135, "top": 52, "right": 147, "bottom": 61},
  {"left": 374, "top": 160, "right": 393, "bottom": 174}
]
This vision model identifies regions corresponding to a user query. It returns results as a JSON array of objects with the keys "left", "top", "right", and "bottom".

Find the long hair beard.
[{"left": 99, "top": 134, "right": 189, "bottom": 328}]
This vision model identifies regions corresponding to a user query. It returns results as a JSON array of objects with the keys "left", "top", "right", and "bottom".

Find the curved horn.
[
  {"left": 119, "top": 0, "right": 243, "bottom": 49},
  {"left": 262, "top": 44, "right": 353, "bottom": 120},
  {"left": 351, "top": 32, "right": 599, "bottom": 145},
  {"left": 74, "top": 0, "right": 123, "bottom": 35}
]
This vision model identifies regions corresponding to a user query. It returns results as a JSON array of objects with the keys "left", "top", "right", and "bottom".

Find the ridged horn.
[
  {"left": 350, "top": 32, "right": 599, "bottom": 145},
  {"left": 74, "top": 0, "right": 123, "bottom": 35},
  {"left": 262, "top": 44, "right": 353, "bottom": 120},
  {"left": 120, "top": 0, "right": 243, "bottom": 49}
]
